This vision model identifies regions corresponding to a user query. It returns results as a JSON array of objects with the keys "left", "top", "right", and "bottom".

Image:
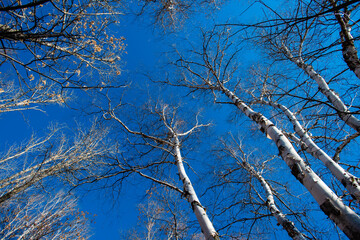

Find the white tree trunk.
[
  {"left": 221, "top": 86, "right": 360, "bottom": 239},
  {"left": 282, "top": 45, "right": 360, "bottom": 132},
  {"left": 340, "top": 28, "right": 360, "bottom": 80},
  {"left": 265, "top": 101, "right": 360, "bottom": 200},
  {"left": 174, "top": 136, "right": 220, "bottom": 240},
  {"left": 330, "top": 0, "right": 360, "bottom": 80},
  {"left": 240, "top": 157, "right": 306, "bottom": 240}
]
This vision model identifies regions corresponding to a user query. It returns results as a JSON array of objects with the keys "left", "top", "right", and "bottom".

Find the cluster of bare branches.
[
  {"left": 0, "top": 122, "right": 111, "bottom": 238},
  {"left": 0, "top": 0, "right": 126, "bottom": 112},
  {"left": 0, "top": 0, "right": 127, "bottom": 237},
  {"left": 0, "top": 191, "right": 91, "bottom": 239},
  {"left": 135, "top": 0, "right": 222, "bottom": 28},
  {"left": 147, "top": 0, "right": 360, "bottom": 238}
]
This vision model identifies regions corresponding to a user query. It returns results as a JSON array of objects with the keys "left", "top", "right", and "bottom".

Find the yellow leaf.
[{"left": 94, "top": 46, "right": 101, "bottom": 52}]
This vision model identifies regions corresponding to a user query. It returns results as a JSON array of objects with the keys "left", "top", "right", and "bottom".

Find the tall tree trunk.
[
  {"left": 238, "top": 154, "right": 306, "bottom": 240},
  {"left": 282, "top": 45, "right": 360, "bottom": 132},
  {"left": 174, "top": 136, "right": 220, "bottom": 240},
  {"left": 220, "top": 86, "right": 360, "bottom": 239},
  {"left": 263, "top": 100, "right": 360, "bottom": 201}
]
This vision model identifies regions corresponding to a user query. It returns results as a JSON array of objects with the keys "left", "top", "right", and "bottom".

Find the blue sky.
[
  {"left": 75, "top": 3, "right": 243, "bottom": 238},
  {"left": 0, "top": 3, "right": 172, "bottom": 237},
  {"left": 76, "top": 2, "right": 282, "bottom": 238},
  {"left": 0, "top": 1, "right": 298, "bottom": 239},
  {"left": 2, "top": 1, "right": 359, "bottom": 239}
]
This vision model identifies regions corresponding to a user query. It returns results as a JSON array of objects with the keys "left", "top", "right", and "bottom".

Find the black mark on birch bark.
[
  {"left": 291, "top": 163, "right": 304, "bottom": 183},
  {"left": 320, "top": 198, "right": 341, "bottom": 217},
  {"left": 191, "top": 200, "right": 202, "bottom": 211}
]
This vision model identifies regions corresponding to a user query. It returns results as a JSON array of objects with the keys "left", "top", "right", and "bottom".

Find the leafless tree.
[
  {"left": 0, "top": 190, "right": 91, "bottom": 239},
  {"left": 0, "top": 123, "right": 111, "bottom": 204},
  {"left": 102, "top": 100, "right": 220, "bottom": 240},
  {"left": 163, "top": 15, "right": 360, "bottom": 237},
  {"left": 0, "top": 0, "right": 126, "bottom": 113},
  {"left": 211, "top": 134, "right": 311, "bottom": 239},
  {"left": 122, "top": 186, "right": 202, "bottom": 240}
]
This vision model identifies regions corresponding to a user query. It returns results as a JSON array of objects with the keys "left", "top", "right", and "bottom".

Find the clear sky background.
[
  {"left": 0, "top": 1, "right": 282, "bottom": 239},
  {"left": 75, "top": 2, "right": 281, "bottom": 239},
  {"left": 78, "top": 20, "right": 163, "bottom": 237},
  {"left": 3, "top": 0, "right": 356, "bottom": 239}
]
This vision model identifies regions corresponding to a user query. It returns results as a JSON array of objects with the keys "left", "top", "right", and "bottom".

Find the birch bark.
[
  {"left": 329, "top": 0, "right": 360, "bottom": 80},
  {"left": 282, "top": 45, "right": 360, "bottom": 132},
  {"left": 220, "top": 86, "right": 360, "bottom": 239},
  {"left": 261, "top": 100, "right": 360, "bottom": 201},
  {"left": 236, "top": 153, "right": 306, "bottom": 240},
  {"left": 174, "top": 136, "right": 220, "bottom": 240}
]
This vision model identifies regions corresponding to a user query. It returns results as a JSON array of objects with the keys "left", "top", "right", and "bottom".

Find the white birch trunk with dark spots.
[
  {"left": 264, "top": 101, "right": 360, "bottom": 201},
  {"left": 282, "top": 45, "right": 360, "bottom": 133},
  {"left": 174, "top": 136, "right": 220, "bottom": 240},
  {"left": 330, "top": 0, "right": 360, "bottom": 80},
  {"left": 340, "top": 29, "right": 360, "bottom": 80},
  {"left": 109, "top": 111, "right": 220, "bottom": 239},
  {"left": 240, "top": 158, "right": 306, "bottom": 240},
  {"left": 221, "top": 86, "right": 360, "bottom": 239}
]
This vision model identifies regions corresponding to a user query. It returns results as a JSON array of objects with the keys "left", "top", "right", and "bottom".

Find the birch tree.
[
  {"left": 122, "top": 186, "right": 200, "bottom": 240},
  {"left": 103, "top": 100, "right": 220, "bottom": 240},
  {"left": 0, "top": 191, "right": 90, "bottom": 239},
  {"left": 0, "top": 122, "right": 110, "bottom": 237},
  {"left": 0, "top": 0, "right": 126, "bottom": 114},
  {"left": 210, "top": 134, "right": 314, "bottom": 239},
  {"left": 161, "top": 5, "right": 360, "bottom": 236}
]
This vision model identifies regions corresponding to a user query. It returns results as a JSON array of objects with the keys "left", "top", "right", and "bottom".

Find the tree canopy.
[{"left": 1, "top": 0, "right": 360, "bottom": 239}]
